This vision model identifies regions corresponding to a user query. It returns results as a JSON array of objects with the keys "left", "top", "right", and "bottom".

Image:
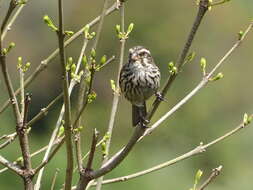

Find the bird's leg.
[
  {"left": 138, "top": 108, "right": 149, "bottom": 128},
  {"left": 155, "top": 92, "right": 167, "bottom": 102}
]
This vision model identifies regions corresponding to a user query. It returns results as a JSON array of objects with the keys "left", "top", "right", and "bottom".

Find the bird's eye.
[{"left": 139, "top": 52, "right": 145, "bottom": 57}]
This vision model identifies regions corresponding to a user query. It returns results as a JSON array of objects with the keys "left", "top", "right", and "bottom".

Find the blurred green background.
[{"left": 0, "top": 0, "right": 253, "bottom": 189}]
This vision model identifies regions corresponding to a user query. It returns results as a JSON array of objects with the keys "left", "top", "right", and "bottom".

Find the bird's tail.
[{"left": 132, "top": 102, "right": 147, "bottom": 126}]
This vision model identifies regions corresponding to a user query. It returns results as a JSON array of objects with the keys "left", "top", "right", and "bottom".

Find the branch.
[
  {"left": 0, "top": 155, "right": 23, "bottom": 176},
  {"left": 144, "top": 21, "right": 253, "bottom": 136},
  {"left": 50, "top": 168, "right": 60, "bottom": 190},
  {"left": 0, "top": 1, "right": 120, "bottom": 114},
  {"left": 95, "top": 2, "right": 126, "bottom": 190},
  {"left": 76, "top": 129, "right": 99, "bottom": 190},
  {"left": 0, "top": 93, "right": 63, "bottom": 150},
  {"left": 57, "top": 0, "right": 74, "bottom": 189},
  {"left": 33, "top": 137, "right": 64, "bottom": 174},
  {"left": 74, "top": 40, "right": 89, "bottom": 171},
  {"left": 88, "top": 116, "right": 251, "bottom": 187},
  {"left": 84, "top": 20, "right": 253, "bottom": 184},
  {"left": 146, "top": 0, "right": 209, "bottom": 121},
  {"left": 72, "top": 56, "right": 115, "bottom": 128},
  {"left": 1, "top": 2, "right": 27, "bottom": 40},
  {"left": 198, "top": 166, "right": 223, "bottom": 190},
  {"left": 0, "top": 137, "right": 63, "bottom": 174}
]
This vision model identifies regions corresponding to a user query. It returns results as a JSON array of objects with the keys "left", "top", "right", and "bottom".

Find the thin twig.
[
  {"left": 146, "top": 0, "right": 209, "bottom": 122},
  {"left": 95, "top": 3, "right": 126, "bottom": 190},
  {"left": 76, "top": 129, "right": 99, "bottom": 190},
  {"left": 35, "top": 30, "right": 90, "bottom": 190},
  {"left": 144, "top": 21, "right": 253, "bottom": 136},
  {"left": 34, "top": 137, "right": 65, "bottom": 174},
  {"left": 57, "top": 0, "right": 74, "bottom": 189},
  {"left": 86, "top": 129, "right": 99, "bottom": 171},
  {"left": 19, "top": 68, "right": 25, "bottom": 119},
  {"left": 0, "top": 2, "right": 120, "bottom": 114},
  {"left": 198, "top": 166, "right": 223, "bottom": 190},
  {"left": 88, "top": 117, "right": 250, "bottom": 187},
  {"left": 0, "top": 93, "right": 63, "bottom": 150},
  {"left": 50, "top": 168, "right": 60, "bottom": 190},
  {"left": 1, "top": 2, "right": 28, "bottom": 40},
  {"left": 86, "top": 20, "right": 253, "bottom": 183},
  {"left": 0, "top": 137, "right": 62, "bottom": 174},
  {"left": 0, "top": 155, "right": 23, "bottom": 176},
  {"left": 74, "top": 38, "right": 89, "bottom": 171},
  {"left": 72, "top": 56, "right": 115, "bottom": 128}
]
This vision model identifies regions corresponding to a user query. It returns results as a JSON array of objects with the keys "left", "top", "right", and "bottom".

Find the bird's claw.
[
  {"left": 155, "top": 92, "right": 167, "bottom": 102},
  {"left": 138, "top": 117, "right": 150, "bottom": 128}
]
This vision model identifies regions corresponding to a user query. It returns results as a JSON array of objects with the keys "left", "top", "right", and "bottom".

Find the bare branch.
[
  {"left": 50, "top": 168, "right": 60, "bottom": 190},
  {"left": 0, "top": 2, "right": 120, "bottom": 114},
  {"left": 0, "top": 155, "right": 23, "bottom": 176},
  {"left": 198, "top": 166, "right": 223, "bottom": 190},
  {"left": 88, "top": 117, "right": 251, "bottom": 187},
  {"left": 57, "top": 0, "right": 74, "bottom": 189},
  {"left": 95, "top": 2, "right": 126, "bottom": 190},
  {"left": 147, "top": 0, "right": 210, "bottom": 122}
]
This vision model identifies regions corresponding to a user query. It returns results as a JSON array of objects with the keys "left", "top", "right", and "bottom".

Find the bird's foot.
[
  {"left": 138, "top": 117, "right": 150, "bottom": 128},
  {"left": 155, "top": 92, "right": 167, "bottom": 102}
]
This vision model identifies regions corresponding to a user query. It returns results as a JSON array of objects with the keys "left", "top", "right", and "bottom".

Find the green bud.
[
  {"left": 18, "top": 0, "right": 27, "bottom": 5},
  {"left": 66, "top": 57, "right": 73, "bottom": 71},
  {"left": 168, "top": 61, "right": 174, "bottom": 69},
  {"left": 172, "top": 66, "right": 177, "bottom": 74},
  {"left": 110, "top": 79, "right": 116, "bottom": 92},
  {"left": 23, "top": 62, "right": 31, "bottom": 72},
  {"left": 208, "top": 0, "right": 213, "bottom": 11},
  {"left": 43, "top": 15, "right": 58, "bottom": 31},
  {"left": 65, "top": 30, "right": 74, "bottom": 36},
  {"left": 192, "top": 169, "right": 203, "bottom": 190},
  {"left": 90, "top": 48, "right": 96, "bottom": 60},
  {"left": 83, "top": 25, "right": 90, "bottom": 38},
  {"left": 210, "top": 72, "right": 224, "bottom": 81},
  {"left": 238, "top": 30, "right": 244, "bottom": 40},
  {"left": 58, "top": 126, "right": 65, "bottom": 137},
  {"left": 195, "top": 170, "right": 203, "bottom": 182},
  {"left": 126, "top": 23, "right": 134, "bottom": 35},
  {"left": 82, "top": 55, "right": 87, "bottom": 68},
  {"left": 25, "top": 62, "right": 31, "bottom": 68},
  {"left": 17, "top": 57, "right": 22, "bottom": 69},
  {"left": 71, "top": 63, "right": 76, "bottom": 73},
  {"left": 90, "top": 32, "right": 96, "bottom": 38},
  {"left": 101, "top": 141, "right": 107, "bottom": 157},
  {"left": 243, "top": 113, "right": 252, "bottom": 125},
  {"left": 186, "top": 52, "right": 196, "bottom": 63},
  {"left": 2, "top": 48, "right": 7, "bottom": 55},
  {"left": 115, "top": 25, "right": 121, "bottom": 35},
  {"left": 87, "top": 91, "right": 97, "bottom": 103},
  {"left": 200, "top": 57, "right": 206, "bottom": 75},
  {"left": 100, "top": 55, "right": 107, "bottom": 65},
  {"left": 4, "top": 42, "right": 16, "bottom": 54}
]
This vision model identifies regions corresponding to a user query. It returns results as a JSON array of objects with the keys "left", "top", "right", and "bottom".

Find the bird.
[{"left": 119, "top": 46, "right": 161, "bottom": 127}]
